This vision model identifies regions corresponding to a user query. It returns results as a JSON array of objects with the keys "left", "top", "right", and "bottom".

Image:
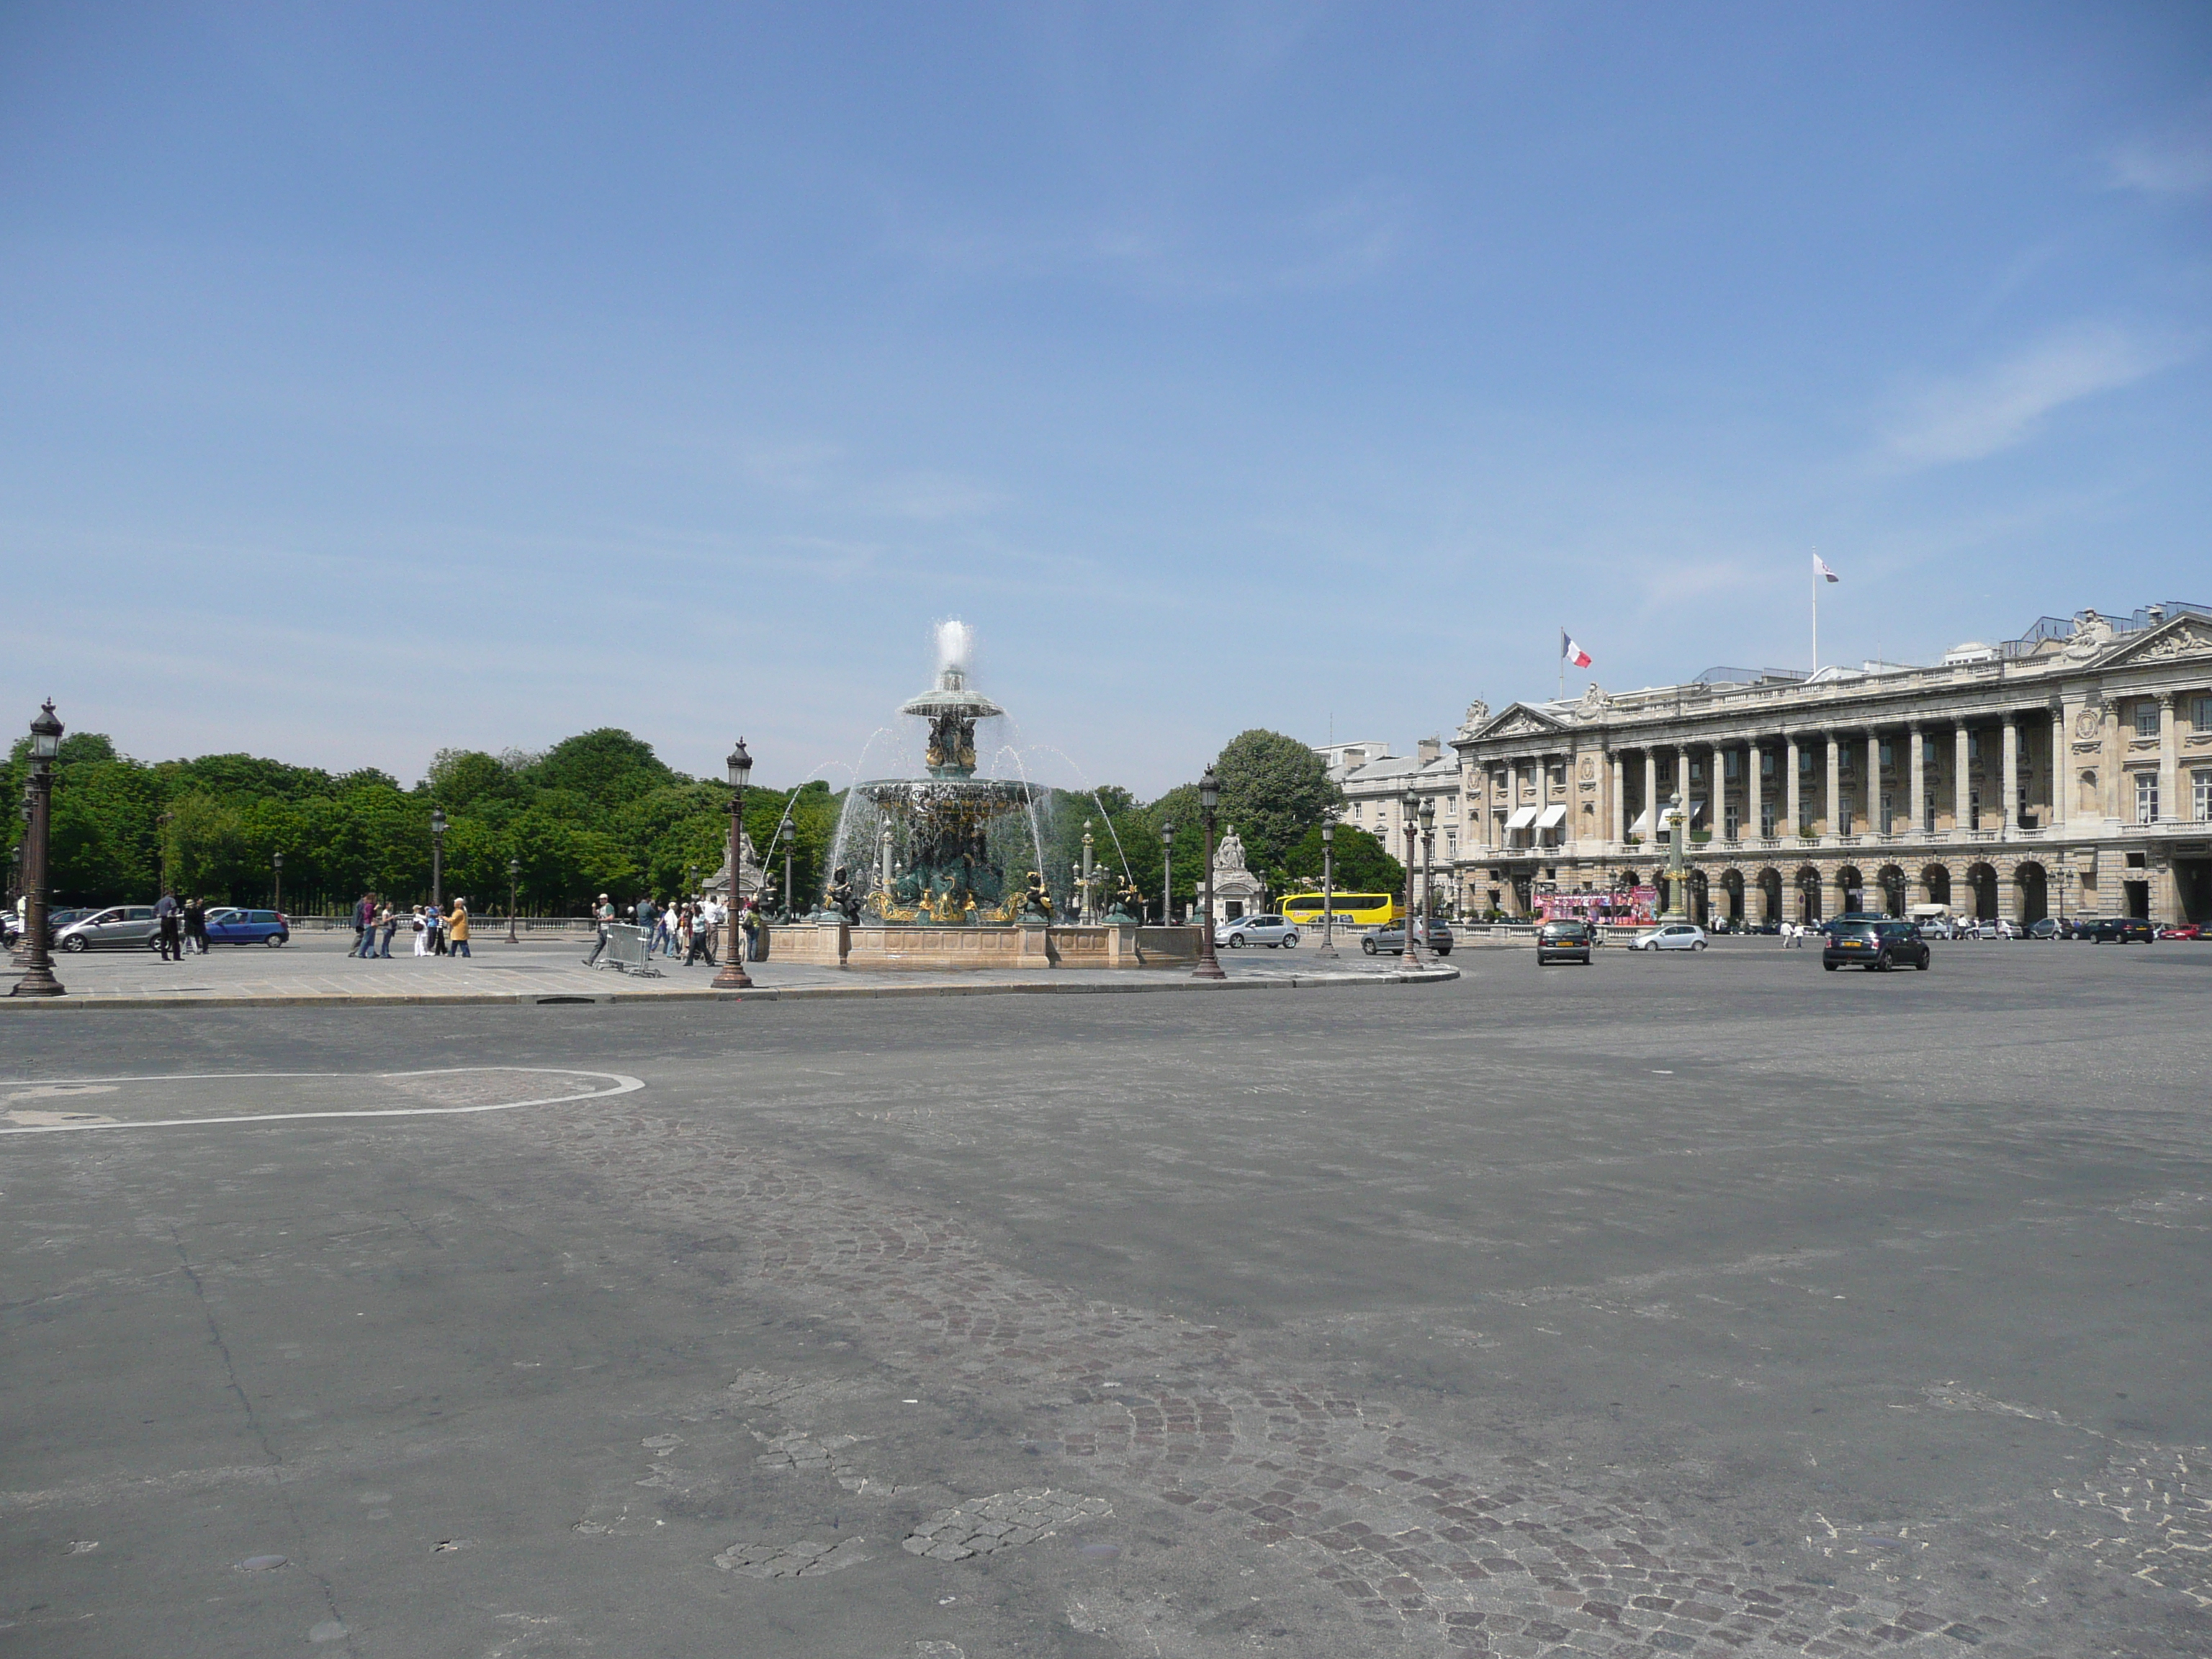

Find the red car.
[{"left": 2157, "top": 923, "right": 2203, "bottom": 940}]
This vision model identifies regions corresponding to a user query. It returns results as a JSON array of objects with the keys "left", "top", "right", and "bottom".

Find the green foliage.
[
  {"left": 1273, "top": 824, "right": 1406, "bottom": 896},
  {"left": 1210, "top": 729, "right": 1344, "bottom": 875},
  {"left": 0, "top": 727, "right": 848, "bottom": 914}
]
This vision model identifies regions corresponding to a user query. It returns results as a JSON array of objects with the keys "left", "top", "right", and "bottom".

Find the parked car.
[
  {"left": 53, "top": 904, "right": 162, "bottom": 951},
  {"left": 1628, "top": 922, "right": 1708, "bottom": 952},
  {"left": 1362, "top": 920, "right": 1454, "bottom": 957},
  {"left": 204, "top": 907, "right": 291, "bottom": 947},
  {"left": 1536, "top": 918, "right": 1593, "bottom": 965},
  {"left": 2157, "top": 922, "right": 2203, "bottom": 941},
  {"left": 1215, "top": 914, "right": 1298, "bottom": 949},
  {"left": 2086, "top": 917, "right": 2158, "bottom": 943},
  {"left": 1822, "top": 919, "right": 1931, "bottom": 971}
]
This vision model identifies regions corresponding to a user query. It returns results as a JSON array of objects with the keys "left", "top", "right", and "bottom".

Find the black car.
[
  {"left": 1363, "top": 920, "right": 1453, "bottom": 957},
  {"left": 1821, "top": 919, "right": 1930, "bottom": 972},
  {"left": 1536, "top": 918, "right": 1593, "bottom": 965},
  {"left": 2087, "top": 917, "right": 2157, "bottom": 943}
]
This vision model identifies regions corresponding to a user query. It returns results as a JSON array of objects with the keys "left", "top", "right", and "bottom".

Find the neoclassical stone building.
[{"left": 1447, "top": 604, "right": 2212, "bottom": 927}]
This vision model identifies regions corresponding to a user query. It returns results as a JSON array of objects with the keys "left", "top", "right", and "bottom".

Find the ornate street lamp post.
[
  {"left": 1192, "top": 767, "right": 1225, "bottom": 979},
  {"left": 1660, "top": 791, "right": 1691, "bottom": 923},
  {"left": 1420, "top": 797, "right": 1437, "bottom": 943},
  {"left": 714, "top": 739, "right": 755, "bottom": 989},
  {"left": 1080, "top": 822, "right": 1096, "bottom": 925},
  {"left": 157, "top": 811, "right": 172, "bottom": 899},
  {"left": 1401, "top": 788, "right": 1424, "bottom": 965},
  {"left": 1316, "top": 817, "right": 1339, "bottom": 959},
  {"left": 505, "top": 857, "right": 521, "bottom": 944},
  {"left": 430, "top": 807, "right": 447, "bottom": 912},
  {"left": 1159, "top": 822, "right": 1175, "bottom": 926},
  {"left": 272, "top": 850, "right": 283, "bottom": 914},
  {"left": 12, "top": 701, "right": 66, "bottom": 998}
]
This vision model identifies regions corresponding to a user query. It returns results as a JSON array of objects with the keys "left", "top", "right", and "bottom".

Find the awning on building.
[
  {"left": 1504, "top": 805, "right": 1539, "bottom": 831},
  {"left": 1534, "top": 804, "right": 1568, "bottom": 830},
  {"left": 1627, "top": 808, "right": 1650, "bottom": 836}
]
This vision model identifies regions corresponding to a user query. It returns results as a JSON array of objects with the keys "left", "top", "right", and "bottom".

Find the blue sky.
[{"left": 4, "top": 3, "right": 2206, "bottom": 795}]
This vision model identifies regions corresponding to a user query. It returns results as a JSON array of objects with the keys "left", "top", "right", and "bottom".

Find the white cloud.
[
  {"left": 2108, "top": 129, "right": 2212, "bottom": 197},
  {"left": 1879, "top": 325, "right": 2196, "bottom": 467}
]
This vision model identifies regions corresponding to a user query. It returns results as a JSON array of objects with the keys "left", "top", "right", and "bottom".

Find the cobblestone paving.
[
  {"left": 712, "top": 1533, "right": 875, "bottom": 1577},
  {"left": 902, "top": 1488, "right": 1113, "bottom": 1559},
  {"left": 552, "top": 1106, "right": 2080, "bottom": 1658}
]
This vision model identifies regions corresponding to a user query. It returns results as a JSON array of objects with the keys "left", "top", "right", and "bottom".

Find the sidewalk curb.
[{"left": 0, "top": 965, "right": 1459, "bottom": 1012}]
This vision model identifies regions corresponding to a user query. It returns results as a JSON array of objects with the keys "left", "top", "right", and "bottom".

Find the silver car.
[
  {"left": 1215, "top": 914, "right": 1300, "bottom": 949},
  {"left": 1628, "top": 922, "right": 1708, "bottom": 953},
  {"left": 55, "top": 904, "right": 163, "bottom": 951}
]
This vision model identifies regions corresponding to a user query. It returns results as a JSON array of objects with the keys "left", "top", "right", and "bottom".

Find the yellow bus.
[{"left": 1278, "top": 892, "right": 1403, "bottom": 928}]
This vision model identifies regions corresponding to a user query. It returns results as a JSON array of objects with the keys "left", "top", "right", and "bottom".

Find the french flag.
[{"left": 1561, "top": 629, "right": 1592, "bottom": 668}]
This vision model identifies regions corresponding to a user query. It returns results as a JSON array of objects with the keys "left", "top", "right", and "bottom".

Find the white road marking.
[{"left": 0, "top": 1066, "right": 644, "bottom": 1135}]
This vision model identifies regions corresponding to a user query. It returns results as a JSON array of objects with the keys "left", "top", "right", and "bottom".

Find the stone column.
[
  {"left": 2002, "top": 716, "right": 2020, "bottom": 833},
  {"left": 1785, "top": 733, "right": 1802, "bottom": 837},
  {"left": 2049, "top": 705, "right": 2067, "bottom": 831},
  {"left": 1908, "top": 721, "right": 1926, "bottom": 837},
  {"left": 2159, "top": 693, "right": 2178, "bottom": 824},
  {"left": 1954, "top": 722, "right": 1972, "bottom": 835},
  {"left": 1609, "top": 752, "right": 1625, "bottom": 846},
  {"left": 1866, "top": 729, "right": 1884, "bottom": 835},
  {"left": 1643, "top": 751, "right": 1658, "bottom": 844},
  {"left": 1825, "top": 733, "right": 1841, "bottom": 838},
  {"left": 1999, "top": 858, "right": 2021, "bottom": 925},
  {"left": 1747, "top": 739, "right": 1764, "bottom": 841}
]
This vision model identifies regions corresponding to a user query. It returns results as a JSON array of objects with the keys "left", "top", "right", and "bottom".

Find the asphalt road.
[{"left": 2, "top": 939, "right": 2207, "bottom": 1658}]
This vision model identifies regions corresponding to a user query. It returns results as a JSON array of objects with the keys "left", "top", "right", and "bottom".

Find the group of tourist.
[
  {"left": 346, "top": 894, "right": 473, "bottom": 960},
  {"left": 151, "top": 891, "right": 211, "bottom": 960},
  {"left": 577, "top": 892, "right": 769, "bottom": 968}
]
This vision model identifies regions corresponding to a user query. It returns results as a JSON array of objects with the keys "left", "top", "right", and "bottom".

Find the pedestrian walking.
[
  {"left": 350, "top": 893, "right": 377, "bottom": 958},
  {"left": 184, "top": 896, "right": 210, "bottom": 956},
  {"left": 427, "top": 902, "right": 446, "bottom": 956},
  {"left": 685, "top": 897, "right": 719, "bottom": 967},
  {"left": 584, "top": 894, "right": 616, "bottom": 965},
  {"left": 411, "top": 906, "right": 429, "bottom": 956},
  {"left": 157, "top": 902, "right": 182, "bottom": 961},
  {"left": 446, "top": 899, "right": 471, "bottom": 958},
  {"left": 636, "top": 894, "right": 658, "bottom": 957},
  {"left": 378, "top": 903, "right": 398, "bottom": 957}
]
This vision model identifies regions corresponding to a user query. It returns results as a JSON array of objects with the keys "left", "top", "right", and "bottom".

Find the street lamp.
[
  {"left": 272, "top": 850, "right": 283, "bottom": 914},
  {"left": 1401, "top": 788, "right": 1424, "bottom": 964},
  {"left": 157, "top": 811, "right": 173, "bottom": 899},
  {"left": 12, "top": 701, "right": 66, "bottom": 997},
  {"left": 1419, "top": 796, "right": 1437, "bottom": 944},
  {"left": 1159, "top": 822, "right": 1175, "bottom": 925},
  {"left": 1080, "top": 822, "right": 1096, "bottom": 925},
  {"left": 506, "top": 856, "right": 521, "bottom": 945},
  {"left": 1192, "top": 767, "right": 1225, "bottom": 979},
  {"left": 1316, "top": 817, "right": 1339, "bottom": 959},
  {"left": 714, "top": 738, "right": 755, "bottom": 989},
  {"left": 430, "top": 807, "right": 447, "bottom": 911}
]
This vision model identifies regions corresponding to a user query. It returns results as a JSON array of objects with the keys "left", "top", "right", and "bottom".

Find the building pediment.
[
  {"left": 2090, "top": 612, "right": 2212, "bottom": 670},
  {"left": 1474, "top": 703, "right": 1568, "bottom": 742}
]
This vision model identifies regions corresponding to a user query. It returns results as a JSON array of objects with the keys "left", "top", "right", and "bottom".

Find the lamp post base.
[
  {"left": 10, "top": 965, "right": 65, "bottom": 997},
  {"left": 1191, "top": 954, "right": 1226, "bottom": 980}
]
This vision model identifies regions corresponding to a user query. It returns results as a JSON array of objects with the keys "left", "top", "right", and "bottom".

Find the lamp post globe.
[
  {"left": 1159, "top": 821, "right": 1174, "bottom": 926},
  {"left": 1192, "top": 766, "right": 1225, "bottom": 979},
  {"left": 11, "top": 701, "right": 66, "bottom": 997},
  {"left": 1316, "top": 817, "right": 1339, "bottom": 958},
  {"left": 714, "top": 739, "right": 755, "bottom": 989}
]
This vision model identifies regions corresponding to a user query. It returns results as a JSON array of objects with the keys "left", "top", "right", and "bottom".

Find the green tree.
[
  {"left": 1210, "top": 729, "right": 1343, "bottom": 875},
  {"left": 1272, "top": 824, "right": 1406, "bottom": 897}
]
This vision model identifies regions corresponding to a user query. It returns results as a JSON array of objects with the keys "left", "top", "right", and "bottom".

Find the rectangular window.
[
  {"left": 2136, "top": 773, "right": 2159, "bottom": 824},
  {"left": 1725, "top": 804, "right": 1741, "bottom": 840},
  {"left": 1444, "top": 796, "right": 1457, "bottom": 819},
  {"left": 1761, "top": 750, "right": 1776, "bottom": 778},
  {"left": 2195, "top": 770, "right": 2212, "bottom": 822},
  {"left": 1761, "top": 802, "right": 1776, "bottom": 838},
  {"left": 2195, "top": 696, "right": 2212, "bottom": 734},
  {"left": 1840, "top": 746, "right": 1853, "bottom": 775},
  {"left": 1690, "top": 758, "right": 1705, "bottom": 783},
  {"left": 1445, "top": 830, "right": 1457, "bottom": 855},
  {"left": 1881, "top": 792, "right": 1894, "bottom": 834},
  {"left": 2018, "top": 785, "right": 2030, "bottom": 820},
  {"left": 1838, "top": 796, "right": 1853, "bottom": 835},
  {"left": 1924, "top": 736, "right": 1940, "bottom": 766},
  {"left": 1879, "top": 740, "right": 1894, "bottom": 770},
  {"left": 1969, "top": 732, "right": 1982, "bottom": 763},
  {"left": 1969, "top": 788, "right": 1980, "bottom": 830},
  {"left": 2136, "top": 702, "right": 2162, "bottom": 739},
  {"left": 1925, "top": 796, "right": 1938, "bottom": 833},
  {"left": 1799, "top": 748, "right": 1813, "bottom": 774},
  {"left": 1725, "top": 750, "right": 1742, "bottom": 781}
]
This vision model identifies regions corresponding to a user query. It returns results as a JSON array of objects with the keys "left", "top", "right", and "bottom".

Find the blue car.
[{"left": 204, "top": 907, "right": 291, "bottom": 947}]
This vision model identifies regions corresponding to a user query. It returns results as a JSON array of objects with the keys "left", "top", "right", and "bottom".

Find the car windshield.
[
  {"left": 1542, "top": 922, "right": 1587, "bottom": 938},
  {"left": 1832, "top": 924, "right": 1879, "bottom": 939}
]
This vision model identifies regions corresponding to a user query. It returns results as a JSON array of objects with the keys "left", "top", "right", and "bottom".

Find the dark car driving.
[
  {"left": 1821, "top": 919, "right": 1930, "bottom": 972},
  {"left": 1536, "top": 918, "right": 1592, "bottom": 965}
]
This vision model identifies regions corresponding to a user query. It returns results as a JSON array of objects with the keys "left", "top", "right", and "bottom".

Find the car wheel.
[
  {"left": 1822, "top": 960, "right": 1837, "bottom": 971},
  {"left": 266, "top": 935, "right": 286, "bottom": 947},
  {"left": 1916, "top": 951, "right": 1930, "bottom": 969},
  {"left": 1228, "top": 935, "right": 1245, "bottom": 948},
  {"left": 62, "top": 935, "right": 88, "bottom": 953},
  {"left": 1362, "top": 939, "right": 1377, "bottom": 956},
  {"left": 1874, "top": 953, "right": 1892, "bottom": 971},
  {"left": 1284, "top": 935, "right": 1298, "bottom": 948},
  {"left": 1694, "top": 940, "right": 1707, "bottom": 951}
]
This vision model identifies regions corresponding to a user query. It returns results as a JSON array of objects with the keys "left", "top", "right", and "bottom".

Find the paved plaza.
[{"left": 1, "top": 940, "right": 2207, "bottom": 1658}]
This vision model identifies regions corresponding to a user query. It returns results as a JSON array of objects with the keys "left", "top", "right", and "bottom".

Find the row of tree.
[{"left": 4, "top": 724, "right": 1404, "bottom": 917}]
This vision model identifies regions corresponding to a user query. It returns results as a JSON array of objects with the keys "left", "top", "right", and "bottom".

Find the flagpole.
[
  {"left": 1810, "top": 553, "right": 1819, "bottom": 675},
  {"left": 1559, "top": 627, "right": 1566, "bottom": 698}
]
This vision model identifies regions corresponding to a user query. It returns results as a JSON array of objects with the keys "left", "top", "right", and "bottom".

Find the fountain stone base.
[{"left": 766, "top": 922, "right": 1199, "bottom": 971}]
